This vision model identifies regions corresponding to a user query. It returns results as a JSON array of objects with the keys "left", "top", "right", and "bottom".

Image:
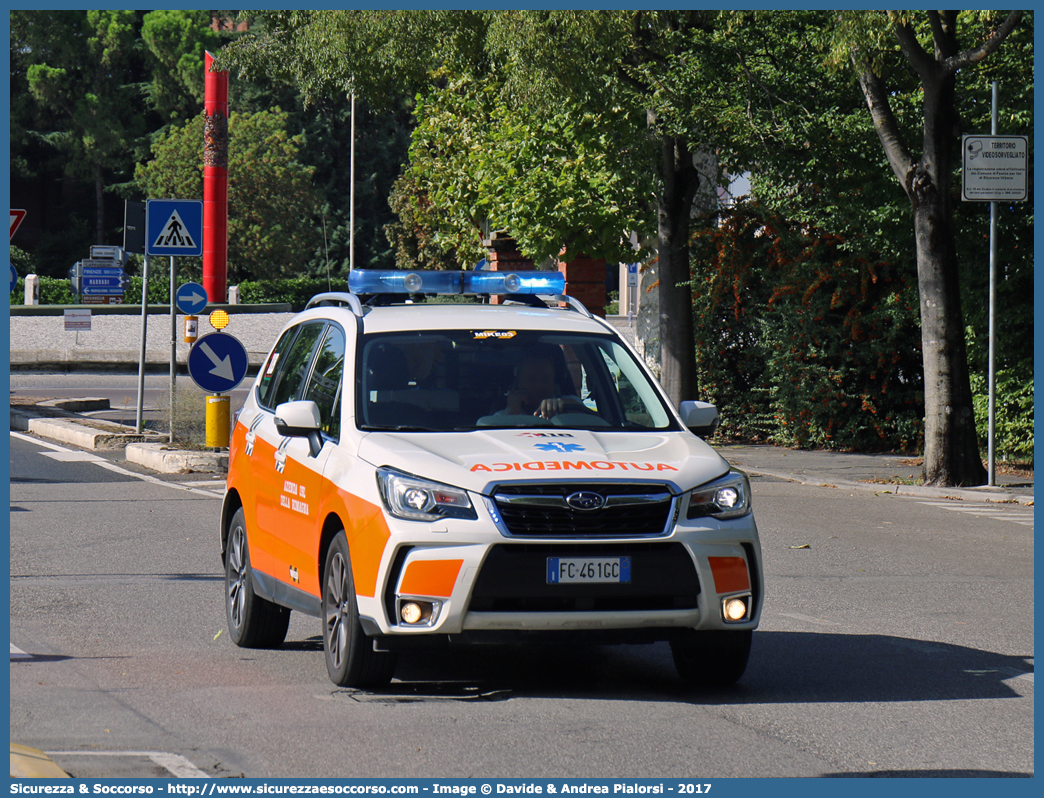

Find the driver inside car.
[{"left": 498, "top": 345, "right": 585, "bottom": 420}]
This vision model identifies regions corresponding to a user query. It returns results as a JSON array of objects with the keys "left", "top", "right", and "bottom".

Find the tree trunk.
[
  {"left": 913, "top": 65, "right": 986, "bottom": 487},
  {"left": 913, "top": 198, "right": 985, "bottom": 486},
  {"left": 94, "top": 162, "right": 105, "bottom": 245},
  {"left": 656, "top": 131, "right": 701, "bottom": 408}
]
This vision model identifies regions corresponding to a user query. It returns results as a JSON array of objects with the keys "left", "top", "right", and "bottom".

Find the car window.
[
  {"left": 303, "top": 324, "right": 346, "bottom": 440},
  {"left": 356, "top": 330, "right": 677, "bottom": 432},
  {"left": 261, "top": 322, "right": 326, "bottom": 411},
  {"left": 257, "top": 326, "right": 300, "bottom": 409}
]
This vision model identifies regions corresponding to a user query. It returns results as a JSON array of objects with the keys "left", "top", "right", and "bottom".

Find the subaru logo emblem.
[{"left": 566, "top": 491, "right": 605, "bottom": 511}]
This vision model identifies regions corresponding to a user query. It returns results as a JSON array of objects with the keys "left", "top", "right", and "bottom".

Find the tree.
[
  {"left": 139, "top": 10, "right": 223, "bottom": 126},
  {"left": 827, "top": 11, "right": 1023, "bottom": 486},
  {"left": 17, "top": 10, "right": 147, "bottom": 245},
  {"left": 385, "top": 71, "right": 654, "bottom": 270},
  {"left": 215, "top": 10, "right": 725, "bottom": 406},
  {"left": 135, "top": 108, "right": 324, "bottom": 281}
]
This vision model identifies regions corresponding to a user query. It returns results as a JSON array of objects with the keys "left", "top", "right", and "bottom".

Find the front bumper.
[{"left": 356, "top": 507, "right": 763, "bottom": 641}]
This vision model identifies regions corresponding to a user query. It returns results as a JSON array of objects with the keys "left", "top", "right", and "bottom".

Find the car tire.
[
  {"left": 225, "top": 508, "right": 291, "bottom": 648},
  {"left": 322, "top": 531, "right": 396, "bottom": 687},
  {"left": 670, "top": 629, "right": 752, "bottom": 687}
]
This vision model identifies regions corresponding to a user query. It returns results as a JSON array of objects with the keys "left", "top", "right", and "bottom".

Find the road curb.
[
  {"left": 37, "top": 397, "right": 111, "bottom": 412},
  {"left": 10, "top": 744, "right": 70, "bottom": 778},
  {"left": 746, "top": 467, "right": 1034, "bottom": 506},
  {"left": 126, "top": 442, "right": 228, "bottom": 474},
  {"left": 12, "top": 406, "right": 221, "bottom": 473},
  {"left": 22, "top": 416, "right": 165, "bottom": 450}
]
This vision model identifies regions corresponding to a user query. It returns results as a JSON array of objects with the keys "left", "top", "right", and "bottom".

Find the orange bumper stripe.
[
  {"left": 708, "top": 556, "right": 750, "bottom": 594},
  {"left": 398, "top": 559, "right": 464, "bottom": 598}
]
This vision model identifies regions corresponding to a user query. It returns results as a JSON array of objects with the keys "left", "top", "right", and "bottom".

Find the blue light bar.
[
  {"left": 348, "top": 270, "right": 463, "bottom": 294},
  {"left": 348, "top": 270, "right": 566, "bottom": 296},
  {"left": 463, "top": 270, "right": 564, "bottom": 295}
]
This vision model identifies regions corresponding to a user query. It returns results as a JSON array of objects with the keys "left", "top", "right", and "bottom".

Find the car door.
[{"left": 247, "top": 320, "right": 326, "bottom": 584}]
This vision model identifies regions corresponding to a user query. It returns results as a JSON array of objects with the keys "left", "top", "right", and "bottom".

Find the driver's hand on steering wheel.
[{"left": 534, "top": 397, "right": 570, "bottom": 419}]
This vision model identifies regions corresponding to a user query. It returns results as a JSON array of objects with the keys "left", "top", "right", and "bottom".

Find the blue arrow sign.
[
  {"left": 146, "top": 199, "right": 203, "bottom": 257},
  {"left": 82, "top": 285, "right": 125, "bottom": 294},
  {"left": 176, "top": 281, "right": 208, "bottom": 315},
  {"left": 188, "top": 332, "right": 249, "bottom": 393},
  {"left": 82, "top": 267, "right": 124, "bottom": 277},
  {"left": 10, "top": 263, "right": 17, "bottom": 293},
  {"left": 83, "top": 277, "right": 123, "bottom": 287}
]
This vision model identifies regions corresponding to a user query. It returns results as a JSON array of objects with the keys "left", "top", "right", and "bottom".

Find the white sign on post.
[
  {"left": 64, "top": 309, "right": 91, "bottom": 332},
  {"left": 962, "top": 135, "right": 1028, "bottom": 202}
]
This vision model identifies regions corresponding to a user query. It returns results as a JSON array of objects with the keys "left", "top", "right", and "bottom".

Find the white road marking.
[
  {"left": 916, "top": 499, "right": 1034, "bottom": 527},
  {"left": 173, "top": 479, "right": 227, "bottom": 498},
  {"left": 10, "top": 643, "right": 30, "bottom": 659},
  {"left": 44, "top": 751, "right": 210, "bottom": 778},
  {"left": 11, "top": 431, "right": 220, "bottom": 499},
  {"left": 39, "top": 451, "right": 106, "bottom": 462}
]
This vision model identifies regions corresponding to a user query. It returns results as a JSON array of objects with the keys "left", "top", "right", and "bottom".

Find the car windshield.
[{"left": 356, "top": 330, "right": 677, "bottom": 432}]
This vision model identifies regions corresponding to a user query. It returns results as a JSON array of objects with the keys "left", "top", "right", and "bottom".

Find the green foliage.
[
  {"left": 140, "top": 10, "right": 222, "bottom": 125},
  {"left": 235, "top": 277, "right": 333, "bottom": 310},
  {"left": 18, "top": 11, "right": 149, "bottom": 241},
  {"left": 691, "top": 205, "right": 924, "bottom": 452},
  {"left": 135, "top": 108, "right": 324, "bottom": 281},
  {"left": 386, "top": 72, "right": 654, "bottom": 269}
]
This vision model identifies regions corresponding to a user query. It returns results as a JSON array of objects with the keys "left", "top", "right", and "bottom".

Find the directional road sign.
[
  {"left": 176, "top": 281, "right": 208, "bottom": 315},
  {"left": 188, "top": 332, "right": 249, "bottom": 393},
  {"left": 146, "top": 199, "right": 203, "bottom": 257}
]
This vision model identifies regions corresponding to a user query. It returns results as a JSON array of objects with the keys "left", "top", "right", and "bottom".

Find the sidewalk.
[{"left": 719, "top": 443, "right": 1033, "bottom": 506}]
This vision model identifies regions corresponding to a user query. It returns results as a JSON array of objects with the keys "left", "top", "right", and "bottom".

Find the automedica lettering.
[{"left": 469, "top": 461, "right": 678, "bottom": 472}]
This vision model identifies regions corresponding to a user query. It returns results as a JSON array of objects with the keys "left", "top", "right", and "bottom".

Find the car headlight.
[
  {"left": 686, "top": 470, "right": 751, "bottom": 520},
  {"left": 377, "top": 468, "right": 477, "bottom": 522}
]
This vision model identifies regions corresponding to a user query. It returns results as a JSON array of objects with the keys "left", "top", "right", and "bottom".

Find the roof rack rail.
[
  {"left": 501, "top": 293, "right": 594, "bottom": 319},
  {"left": 304, "top": 292, "right": 364, "bottom": 317}
]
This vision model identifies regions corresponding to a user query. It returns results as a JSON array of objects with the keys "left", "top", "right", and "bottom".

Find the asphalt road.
[{"left": 8, "top": 431, "right": 1034, "bottom": 779}]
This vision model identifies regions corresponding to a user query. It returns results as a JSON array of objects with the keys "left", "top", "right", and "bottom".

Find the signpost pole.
[
  {"left": 987, "top": 82, "right": 998, "bottom": 487},
  {"left": 135, "top": 254, "right": 150, "bottom": 432},
  {"left": 170, "top": 255, "right": 177, "bottom": 445}
]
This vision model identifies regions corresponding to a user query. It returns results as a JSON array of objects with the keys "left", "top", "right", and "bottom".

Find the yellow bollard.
[{"left": 206, "top": 394, "right": 230, "bottom": 448}]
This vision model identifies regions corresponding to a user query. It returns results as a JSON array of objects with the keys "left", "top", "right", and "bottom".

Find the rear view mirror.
[
  {"left": 678, "top": 400, "right": 719, "bottom": 438},
  {"left": 274, "top": 400, "right": 323, "bottom": 457}
]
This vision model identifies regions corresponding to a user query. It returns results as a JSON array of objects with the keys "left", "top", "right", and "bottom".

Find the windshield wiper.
[{"left": 360, "top": 424, "right": 441, "bottom": 432}]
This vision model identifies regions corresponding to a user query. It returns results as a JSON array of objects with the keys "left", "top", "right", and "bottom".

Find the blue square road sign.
[{"left": 146, "top": 200, "right": 203, "bottom": 257}]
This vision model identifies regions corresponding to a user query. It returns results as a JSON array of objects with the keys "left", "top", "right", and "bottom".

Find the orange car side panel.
[{"left": 338, "top": 489, "right": 391, "bottom": 599}]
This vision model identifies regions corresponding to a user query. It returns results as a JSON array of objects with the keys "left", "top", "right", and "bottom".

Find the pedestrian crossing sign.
[{"left": 146, "top": 199, "right": 203, "bottom": 257}]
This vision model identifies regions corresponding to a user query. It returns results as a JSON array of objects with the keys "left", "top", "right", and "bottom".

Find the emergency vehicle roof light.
[
  {"left": 348, "top": 269, "right": 565, "bottom": 297},
  {"left": 463, "top": 270, "right": 565, "bottom": 295}
]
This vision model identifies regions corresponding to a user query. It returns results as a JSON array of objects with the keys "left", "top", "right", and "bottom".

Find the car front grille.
[
  {"left": 467, "top": 542, "right": 700, "bottom": 612},
  {"left": 490, "top": 482, "right": 676, "bottom": 538}
]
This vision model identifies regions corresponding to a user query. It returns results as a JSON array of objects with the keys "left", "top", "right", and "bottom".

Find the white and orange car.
[{"left": 221, "top": 270, "right": 763, "bottom": 688}]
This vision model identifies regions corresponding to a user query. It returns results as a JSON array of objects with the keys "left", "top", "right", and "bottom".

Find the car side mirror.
[
  {"left": 678, "top": 400, "right": 719, "bottom": 439},
  {"left": 274, "top": 400, "right": 324, "bottom": 457}
]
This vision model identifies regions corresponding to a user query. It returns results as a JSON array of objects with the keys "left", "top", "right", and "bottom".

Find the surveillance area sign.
[{"left": 962, "top": 135, "right": 1028, "bottom": 202}]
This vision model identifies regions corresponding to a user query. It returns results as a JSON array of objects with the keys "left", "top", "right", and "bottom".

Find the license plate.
[{"left": 547, "top": 557, "right": 631, "bottom": 584}]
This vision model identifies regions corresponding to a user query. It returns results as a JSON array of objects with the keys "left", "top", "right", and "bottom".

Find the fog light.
[
  {"left": 401, "top": 602, "right": 424, "bottom": 624},
  {"left": 723, "top": 597, "right": 749, "bottom": 622}
]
